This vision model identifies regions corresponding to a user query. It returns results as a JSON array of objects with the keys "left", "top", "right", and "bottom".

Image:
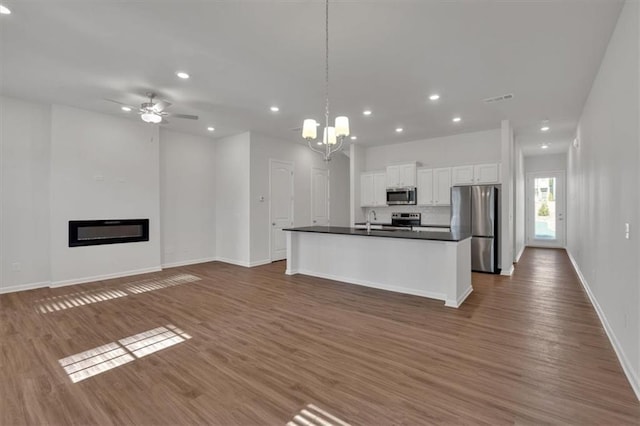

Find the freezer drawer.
[{"left": 471, "top": 236, "right": 496, "bottom": 273}]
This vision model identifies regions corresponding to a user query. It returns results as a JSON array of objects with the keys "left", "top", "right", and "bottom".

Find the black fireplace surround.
[{"left": 69, "top": 219, "right": 149, "bottom": 247}]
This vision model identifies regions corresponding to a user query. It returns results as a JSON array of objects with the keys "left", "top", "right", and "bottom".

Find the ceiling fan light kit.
[{"left": 141, "top": 111, "right": 162, "bottom": 124}]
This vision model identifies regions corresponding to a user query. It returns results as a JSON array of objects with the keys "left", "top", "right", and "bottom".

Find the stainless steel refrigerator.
[{"left": 450, "top": 185, "right": 499, "bottom": 273}]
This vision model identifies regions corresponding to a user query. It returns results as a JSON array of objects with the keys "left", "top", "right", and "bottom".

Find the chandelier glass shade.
[{"left": 301, "top": 0, "right": 349, "bottom": 161}]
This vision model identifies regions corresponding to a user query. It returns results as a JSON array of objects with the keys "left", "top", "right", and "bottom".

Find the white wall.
[
  {"left": 349, "top": 144, "right": 366, "bottom": 225},
  {"left": 567, "top": 0, "right": 639, "bottom": 398},
  {"left": 500, "top": 120, "right": 514, "bottom": 274},
  {"left": 525, "top": 153, "right": 567, "bottom": 173},
  {"left": 49, "top": 105, "right": 161, "bottom": 286},
  {"left": 0, "top": 96, "right": 51, "bottom": 292},
  {"left": 249, "top": 133, "right": 350, "bottom": 264},
  {"left": 514, "top": 140, "right": 525, "bottom": 262},
  {"left": 364, "top": 129, "right": 501, "bottom": 171},
  {"left": 215, "top": 132, "right": 251, "bottom": 266},
  {"left": 160, "top": 129, "right": 216, "bottom": 267}
]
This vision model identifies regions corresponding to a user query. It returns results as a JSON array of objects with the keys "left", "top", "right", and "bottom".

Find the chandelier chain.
[{"left": 324, "top": 0, "right": 330, "bottom": 131}]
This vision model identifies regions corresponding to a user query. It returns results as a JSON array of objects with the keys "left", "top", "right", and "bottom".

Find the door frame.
[
  {"left": 269, "top": 159, "right": 294, "bottom": 262},
  {"left": 310, "top": 167, "right": 330, "bottom": 226},
  {"left": 525, "top": 170, "right": 565, "bottom": 248}
]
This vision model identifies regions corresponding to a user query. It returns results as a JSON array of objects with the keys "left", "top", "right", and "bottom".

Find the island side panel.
[
  {"left": 285, "top": 231, "right": 299, "bottom": 275},
  {"left": 289, "top": 231, "right": 470, "bottom": 303},
  {"left": 444, "top": 237, "right": 473, "bottom": 308}
]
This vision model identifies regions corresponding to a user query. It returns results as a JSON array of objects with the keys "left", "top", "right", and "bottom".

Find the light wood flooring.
[{"left": 1, "top": 248, "right": 638, "bottom": 425}]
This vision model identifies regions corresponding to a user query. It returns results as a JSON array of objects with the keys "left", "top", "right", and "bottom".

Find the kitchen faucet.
[{"left": 366, "top": 210, "right": 377, "bottom": 233}]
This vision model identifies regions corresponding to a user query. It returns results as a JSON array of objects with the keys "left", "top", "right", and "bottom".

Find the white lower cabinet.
[
  {"left": 417, "top": 167, "right": 451, "bottom": 206},
  {"left": 360, "top": 172, "right": 387, "bottom": 207}
]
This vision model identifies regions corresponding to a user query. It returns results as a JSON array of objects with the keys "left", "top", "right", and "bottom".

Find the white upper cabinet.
[
  {"left": 361, "top": 172, "right": 386, "bottom": 207},
  {"left": 416, "top": 169, "right": 434, "bottom": 205},
  {"left": 417, "top": 167, "right": 451, "bottom": 206},
  {"left": 452, "top": 163, "right": 500, "bottom": 185},
  {"left": 433, "top": 168, "right": 452, "bottom": 205},
  {"left": 451, "top": 165, "right": 474, "bottom": 185},
  {"left": 386, "top": 163, "right": 417, "bottom": 188},
  {"left": 474, "top": 163, "right": 501, "bottom": 184}
]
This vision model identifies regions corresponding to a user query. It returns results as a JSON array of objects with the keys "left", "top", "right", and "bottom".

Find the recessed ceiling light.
[
  {"left": 176, "top": 72, "right": 190, "bottom": 79},
  {"left": 0, "top": 5, "right": 11, "bottom": 14},
  {"left": 350, "top": 136, "right": 357, "bottom": 140},
  {"left": 363, "top": 110, "right": 372, "bottom": 116},
  {"left": 541, "top": 144, "right": 549, "bottom": 149},
  {"left": 270, "top": 106, "right": 280, "bottom": 112},
  {"left": 540, "top": 126, "right": 550, "bottom": 132},
  {"left": 121, "top": 106, "right": 132, "bottom": 112},
  {"left": 452, "top": 117, "right": 462, "bottom": 123},
  {"left": 429, "top": 94, "right": 440, "bottom": 101},
  {"left": 207, "top": 127, "right": 215, "bottom": 132},
  {"left": 395, "top": 128, "right": 403, "bottom": 133}
]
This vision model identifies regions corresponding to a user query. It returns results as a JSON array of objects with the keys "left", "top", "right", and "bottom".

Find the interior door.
[
  {"left": 526, "top": 171, "right": 565, "bottom": 248},
  {"left": 311, "top": 168, "right": 330, "bottom": 226},
  {"left": 270, "top": 160, "right": 294, "bottom": 261}
]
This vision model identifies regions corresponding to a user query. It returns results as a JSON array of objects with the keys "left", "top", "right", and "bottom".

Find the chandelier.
[{"left": 301, "top": 0, "right": 349, "bottom": 161}]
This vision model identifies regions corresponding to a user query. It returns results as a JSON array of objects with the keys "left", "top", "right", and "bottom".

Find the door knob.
[{"left": 272, "top": 222, "right": 276, "bottom": 226}]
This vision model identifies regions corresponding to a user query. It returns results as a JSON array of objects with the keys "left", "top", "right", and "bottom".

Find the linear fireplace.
[{"left": 69, "top": 219, "right": 149, "bottom": 247}]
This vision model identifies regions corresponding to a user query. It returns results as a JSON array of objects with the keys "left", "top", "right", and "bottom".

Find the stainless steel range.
[{"left": 389, "top": 212, "right": 421, "bottom": 229}]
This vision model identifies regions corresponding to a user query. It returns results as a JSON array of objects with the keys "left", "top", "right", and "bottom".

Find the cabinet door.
[
  {"left": 474, "top": 163, "right": 500, "bottom": 184},
  {"left": 416, "top": 169, "right": 434, "bottom": 206},
  {"left": 451, "top": 165, "right": 474, "bottom": 185},
  {"left": 373, "top": 173, "right": 387, "bottom": 206},
  {"left": 360, "top": 173, "right": 374, "bottom": 207},
  {"left": 386, "top": 165, "right": 400, "bottom": 188},
  {"left": 400, "top": 163, "right": 417, "bottom": 187},
  {"left": 433, "top": 168, "right": 452, "bottom": 205}
]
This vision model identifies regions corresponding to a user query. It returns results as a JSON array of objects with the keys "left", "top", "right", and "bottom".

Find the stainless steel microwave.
[{"left": 386, "top": 187, "right": 417, "bottom": 205}]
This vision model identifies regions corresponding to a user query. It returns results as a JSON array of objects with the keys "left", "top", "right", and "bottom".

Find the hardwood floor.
[{"left": 1, "top": 248, "right": 638, "bottom": 425}]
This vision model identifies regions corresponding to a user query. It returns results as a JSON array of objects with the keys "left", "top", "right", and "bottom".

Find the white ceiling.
[{"left": 0, "top": 0, "right": 623, "bottom": 156}]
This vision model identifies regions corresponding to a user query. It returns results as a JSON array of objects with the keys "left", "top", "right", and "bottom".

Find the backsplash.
[{"left": 363, "top": 205, "right": 451, "bottom": 226}]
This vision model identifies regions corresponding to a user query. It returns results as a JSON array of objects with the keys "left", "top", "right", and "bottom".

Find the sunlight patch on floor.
[
  {"left": 287, "top": 404, "right": 351, "bottom": 426},
  {"left": 58, "top": 324, "right": 191, "bottom": 383},
  {"left": 36, "top": 274, "right": 201, "bottom": 314}
]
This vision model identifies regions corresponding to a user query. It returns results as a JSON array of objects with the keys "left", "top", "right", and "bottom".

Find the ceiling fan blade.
[
  {"left": 152, "top": 100, "right": 172, "bottom": 112},
  {"left": 104, "top": 98, "right": 132, "bottom": 107},
  {"left": 170, "top": 113, "right": 199, "bottom": 120}
]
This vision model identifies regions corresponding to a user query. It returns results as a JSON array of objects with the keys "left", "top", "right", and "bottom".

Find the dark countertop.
[
  {"left": 354, "top": 223, "right": 450, "bottom": 228},
  {"left": 284, "top": 226, "right": 471, "bottom": 242}
]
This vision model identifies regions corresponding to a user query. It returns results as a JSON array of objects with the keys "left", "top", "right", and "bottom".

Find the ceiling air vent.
[{"left": 483, "top": 93, "right": 514, "bottom": 104}]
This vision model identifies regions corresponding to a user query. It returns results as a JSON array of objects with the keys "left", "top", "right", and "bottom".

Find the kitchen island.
[{"left": 284, "top": 226, "right": 472, "bottom": 308}]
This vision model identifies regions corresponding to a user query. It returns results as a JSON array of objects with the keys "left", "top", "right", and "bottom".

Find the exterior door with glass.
[{"left": 526, "top": 171, "right": 565, "bottom": 247}]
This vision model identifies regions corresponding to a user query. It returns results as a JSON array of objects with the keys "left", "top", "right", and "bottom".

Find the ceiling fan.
[{"left": 106, "top": 92, "right": 198, "bottom": 124}]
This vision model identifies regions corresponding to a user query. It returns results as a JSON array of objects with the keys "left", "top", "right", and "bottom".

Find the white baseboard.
[
  {"left": 162, "top": 257, "right": 217, "bottom": 269},
  {"left": 291, "top": 268, "right": 447, "bottom": 304},
  {"left": 567, "top": 250, "right": 640, "bottom": 401},
  {"left": 500, "top": 264, "right": 514, "bottom": 276},
  {"left": 445, "top": 286, "right": 473, "bottom": 308},
  {"left": 215, "top": 257, "right": 272, "bottom": 268},
  {"left": 214, "top": 257, "right": 251, "bottom": 268},
  {"left": 50, "top": 266, "right": 162, "bottom": 288},
  {"left": 248, "top": 259, "right": 272, "bottom": 267},
  {"left": 0, "top": 280, "right": 50, "bottom": 294}
]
